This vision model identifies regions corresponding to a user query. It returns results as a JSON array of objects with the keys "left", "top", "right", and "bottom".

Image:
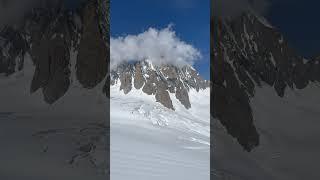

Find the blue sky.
[
  {"left": 111, "top": 0, "right": 210, "bottom": 79},
  {"left": 267, "top": 0, "right": 320, "bottom": 58}
]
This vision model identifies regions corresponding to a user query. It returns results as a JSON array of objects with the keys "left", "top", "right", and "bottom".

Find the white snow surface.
[
  {"left": 110, "top": 84, "right": 210, "bottom": 180},
  {"left": 212, "top": 83, "right": 320, "bottom": 180},
  {"left": 0, "top": 54, "right": 108, "bottom": 179}
]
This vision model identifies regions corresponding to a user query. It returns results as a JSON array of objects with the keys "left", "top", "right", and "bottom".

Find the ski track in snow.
[{"left": 110, "top": 84, "right": 210, "bottom": 180}]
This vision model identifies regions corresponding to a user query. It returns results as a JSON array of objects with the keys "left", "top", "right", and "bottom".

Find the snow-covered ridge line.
[
  {"left": 0, "top": 0, "right": 109, "bottom": 104},
  {"left": 111, "top": 60, "right": 209, "bottom": 110},
  {"left": 213, "top": 9, "right": 320, "bottom": 152}
]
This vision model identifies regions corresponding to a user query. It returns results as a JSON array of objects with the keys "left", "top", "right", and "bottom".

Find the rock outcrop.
[
  {"left": 111, "top": 60, "right": 209, "bottom": 110},
  {"left": 76, "top": 0, "right": 108, "bottom": 88},
  {"left": 0, "top": 0, "right": 110, "bottom": 104},
  {"left": 212, "top": 12, "right": 320, "bottom": 151}
]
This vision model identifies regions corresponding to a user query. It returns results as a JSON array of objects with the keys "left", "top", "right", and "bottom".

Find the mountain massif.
[
  {"left": 111, "top": 60, "right": 209, "bottom": 110},
  {"left": 212, "top": 11, "right": 320, "bottom": 151},
  {"left": 0, "top": 0, "right": 109, "bottom": 103},
  {"left": 212, "top": 10, "right": 320, "bottom": 180},
  {"left": 0, "top": 1, "right": 110, "bottom": 178}
]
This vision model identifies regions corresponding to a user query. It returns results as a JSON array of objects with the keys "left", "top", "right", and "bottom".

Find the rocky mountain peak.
[
  {"left": 111, "top": 60, "right": 209, "bottom": 110},
  {"left": 0, "top": 0, "right": 109, "bottom": 104},
  {"left": 212, "top": 11, "right": 320, "bottom": 151}
]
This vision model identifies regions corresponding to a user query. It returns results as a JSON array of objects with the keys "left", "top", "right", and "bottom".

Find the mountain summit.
[
  {"left": 0, "top": 0, "right": 109, "bottom": 104},
  {"left": 212, "top": 12, "right": 320, "bottom": 151},
  {"left": 212, "top": 10, "right": 320, "bottom": 180},
  {"left": 111, "top": 60, "right": 209, "bottom": 110}
]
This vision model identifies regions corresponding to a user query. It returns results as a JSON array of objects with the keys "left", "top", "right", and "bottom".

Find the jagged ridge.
[
  {"left": 111, "top": 60, "right": 209, "bottom": 110},
  {"left": 0, "top": 0, "right": 109, "bottom": 104},
  {"left": 212, "top": 12, "right": 320, "bottom": 151}
]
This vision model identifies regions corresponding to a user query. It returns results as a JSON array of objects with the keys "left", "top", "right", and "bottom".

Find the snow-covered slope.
[
  {"left": 0, "top": 51, "right": 108, "bottom": 179},
  {"left": 212, "top": 11, "right": 320, "bottom": 180},
  {"left": 0, "top": 0, "right": 110, "bottom": 177},
  {"left": 212, "top": 83, "right": 320, "bottom": 180},
  {"left": 212, "top": 11, "right": 320, "bottom": 151},
  {"left": 0, "top": 0, "right": 109, "bottom": 104},
  {"left": 111, "top": 80, "right": 210, "bottom": 179}
]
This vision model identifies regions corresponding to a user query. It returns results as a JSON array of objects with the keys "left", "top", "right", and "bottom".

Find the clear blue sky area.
[{"left": 111, "top": 0, "right": 210, "bottom": 79}]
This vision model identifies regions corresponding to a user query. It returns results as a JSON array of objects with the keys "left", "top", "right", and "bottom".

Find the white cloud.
[{"left": 110, "top": 25, "right": 201, "bottom": 69}]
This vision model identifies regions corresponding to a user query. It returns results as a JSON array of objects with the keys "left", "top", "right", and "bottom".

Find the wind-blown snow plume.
[{"left": 110, "top": 25, "right": 201, "bottom": 69}]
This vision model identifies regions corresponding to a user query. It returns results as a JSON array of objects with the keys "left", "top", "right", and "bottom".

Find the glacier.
[{"left": 110, "top": 83, "right": 210, "bottom": 180}]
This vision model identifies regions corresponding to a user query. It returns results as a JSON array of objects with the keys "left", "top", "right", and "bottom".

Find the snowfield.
[
  {"left": 212, "top": 83, "right": 320, "bottom": 180},
  {"left": 111, "top": 84, "right": 210, "bottom": 180},
  {"left": 0, "top": 54, "right": 108, "bottom": 180}
]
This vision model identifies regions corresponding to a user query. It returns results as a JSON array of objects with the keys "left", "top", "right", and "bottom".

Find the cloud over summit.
[{"left": 110, "top": 25, "right": 201, "bottom": 69}]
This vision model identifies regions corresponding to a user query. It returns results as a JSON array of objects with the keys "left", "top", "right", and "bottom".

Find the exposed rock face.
[
  {"left": 26, "top": 8, "right": 73, "bottom": 103},
  {"left": 155, "top": 88, "right": 174, "bottom": 109},
  {"left": 0, "top": 0, "right": 110, "bottom": 104},
  {"left": 212, "top": 12, "right": 320, "bottom": 151},
  {"left": 119, "top": 66, "right": 133, "bottom": 94},
  {"left": 175, "top": 82, "right": 191, "bottom": 109},
  {"left": 0, "top": 27, "right": 27, "bottom": 75},
  {"left": 76, "top": 0, "right": 108, "bottom": 88},
  {"left": 111, "top": 60, "right": 209, "bottom": 110},
  {"left": 133, "top": 63, "right": 145, "bottom": 89}
]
